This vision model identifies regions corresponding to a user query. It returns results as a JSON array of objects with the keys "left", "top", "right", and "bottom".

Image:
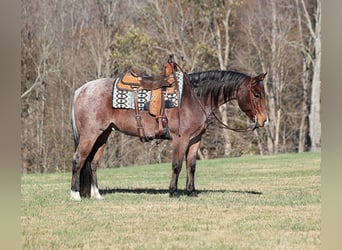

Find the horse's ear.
[{"left": 253, "top": 72, "right": 267, "bottom": 83}]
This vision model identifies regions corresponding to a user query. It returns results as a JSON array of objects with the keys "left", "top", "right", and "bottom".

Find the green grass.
[{"left": 21, "top": 152, "right": 320, "bottom": 249}]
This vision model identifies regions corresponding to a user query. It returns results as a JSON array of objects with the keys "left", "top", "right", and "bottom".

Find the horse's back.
[{"left": 75, "top": 78, "right": 114, "bottom": 98}]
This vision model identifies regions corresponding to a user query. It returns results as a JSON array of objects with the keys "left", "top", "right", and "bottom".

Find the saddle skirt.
[{"left": 112, "top": 71, "right": 184, "bottom": 111}]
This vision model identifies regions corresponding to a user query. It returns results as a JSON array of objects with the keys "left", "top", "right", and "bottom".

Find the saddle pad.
[{"left": 112, "top": 72, "right": 184, "bottom": 110}]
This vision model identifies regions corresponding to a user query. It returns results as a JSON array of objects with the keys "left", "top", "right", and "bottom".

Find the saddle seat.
[{"left": 117, "top": 67, "right": 171, "bottom": 91}]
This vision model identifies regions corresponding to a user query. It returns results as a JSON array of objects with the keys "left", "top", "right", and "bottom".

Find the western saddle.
[{"left": 116, "top": 55, "right": 181, "bottom": 141}]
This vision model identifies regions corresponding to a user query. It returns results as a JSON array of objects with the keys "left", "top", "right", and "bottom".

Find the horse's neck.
[
  {"left": 198, "top": 87, "right": 238, "bottom": 113},
  {"left": 188, "top": 70, "right": 248, "bottom": 113}
]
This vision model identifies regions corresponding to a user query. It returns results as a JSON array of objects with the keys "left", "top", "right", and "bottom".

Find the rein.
[{"left": 211, "top": 110, "right": 257, "bottom": 132}]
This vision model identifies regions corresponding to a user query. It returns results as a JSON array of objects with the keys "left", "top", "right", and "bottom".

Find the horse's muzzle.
[{"left": 255, "top": 116, "right": 269, "bottom": 128}]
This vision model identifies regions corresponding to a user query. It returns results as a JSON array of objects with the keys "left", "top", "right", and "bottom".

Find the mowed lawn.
[{"left": 21, "top": 152, "right": 320, "bottom": 249}]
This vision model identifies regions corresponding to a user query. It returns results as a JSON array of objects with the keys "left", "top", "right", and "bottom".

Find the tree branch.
[
  {"left": 300, "top": 0, "right": 316, "bottom": 39},
  {"left": 21, "top": 81, "right": 40, "bottom": 99}
]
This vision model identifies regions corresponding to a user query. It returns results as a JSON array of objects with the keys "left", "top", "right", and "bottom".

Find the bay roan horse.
[{"left": 70, "top": 68, "right": 268, "bottom": 200}]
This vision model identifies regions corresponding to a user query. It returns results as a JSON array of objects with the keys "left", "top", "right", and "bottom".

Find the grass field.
[{"left": 21, "top": 152, "right": 320, "bottom": 249}]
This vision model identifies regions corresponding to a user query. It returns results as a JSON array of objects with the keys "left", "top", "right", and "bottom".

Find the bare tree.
[
  {"left": 294, "top": 0, "right": 310, "bottom": 152},
  {"left": 22, "top": 0, "right": 58, "bottom": 172},
  {"left": 234, "top": 0, "right": 307, "bottom": 154},
  {"left": 301, "top": 0, "right": 321, "bottom": 151},
  {"left": 211, "top": 0, "right": 234, "bottom": 156}
]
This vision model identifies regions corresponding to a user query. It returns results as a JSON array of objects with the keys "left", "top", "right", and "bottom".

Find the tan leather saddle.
[
  {"left": 117, "top": 67, "right": 171, "bottom": 91},
  {"left": 116, "top": 58, "right": 180, "bottom": 141}
]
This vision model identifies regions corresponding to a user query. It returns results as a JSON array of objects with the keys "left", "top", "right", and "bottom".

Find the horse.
[{"left": 70, "top": 63, "right": 268, "bottom": 201}]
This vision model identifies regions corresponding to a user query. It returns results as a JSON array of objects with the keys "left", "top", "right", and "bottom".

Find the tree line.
[{"left": 21, "top": 0, "right": 321, "bottom": 173}]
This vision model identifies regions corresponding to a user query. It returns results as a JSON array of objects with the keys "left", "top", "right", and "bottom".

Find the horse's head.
[{"left": 237, "top": 73, "right": 269, "bottom": 128}]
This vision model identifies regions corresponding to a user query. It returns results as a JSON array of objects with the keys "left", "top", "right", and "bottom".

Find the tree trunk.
[
  {"left": 298, "top": 57, "right": 310, "bottom": 152},
  {"left": 268, "top": 0, "right": 279, "bottom": 154},
  {"left": 295, "top": 0, "right": 309, "bottom": 152},
  {"left": 300, "top": 0, "right": 321, "bottom": 151},
  {"left": 219, "top": 105, "right": 232, "bottom": 156},
  {"left": 309, "top": 1, "right": 321, "bottom": 151},
  {"left": 214, "top": 3, "right": 233, "bottom": 156}
]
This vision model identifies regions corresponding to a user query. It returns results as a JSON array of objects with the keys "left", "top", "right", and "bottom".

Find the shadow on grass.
[{"left": 99, "top": 187, "right": 262, "bottom": 196}]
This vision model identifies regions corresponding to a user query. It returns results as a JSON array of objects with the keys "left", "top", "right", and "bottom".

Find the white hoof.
[
  {"left": 91, "top": 185, "right": 103, "bottom": 200},
  {"left": 70, "top": 190, "right": 81, "bottom": 201}
]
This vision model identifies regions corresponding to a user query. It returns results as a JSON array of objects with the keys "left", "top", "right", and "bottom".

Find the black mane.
[{"left": 187, "top": 71, "right": 249, "bottom": 101}]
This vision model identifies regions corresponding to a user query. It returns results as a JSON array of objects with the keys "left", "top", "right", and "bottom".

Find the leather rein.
[{"left": 210, "top": 109, "right": 257, "bottom": 132}]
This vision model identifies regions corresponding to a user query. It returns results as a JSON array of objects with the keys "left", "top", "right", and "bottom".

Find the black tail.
[{"left": 80, "top": 161, "right": 92, "bottom": 197}]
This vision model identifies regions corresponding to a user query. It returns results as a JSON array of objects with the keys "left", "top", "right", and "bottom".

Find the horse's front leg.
[
  {"left": 185, "top": 139, "right": 201, "bottom": 196},
  {"left": 169, "top": 160, "right": 183, "bottom": 197},
  {"left": 169, "top": 138, "right": 188, "bottom": 197}
]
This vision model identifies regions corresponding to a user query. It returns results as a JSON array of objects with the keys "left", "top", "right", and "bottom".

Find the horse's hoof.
[
  {"left": 186, "top": 190, "right": 198, "bottom": 197},
  {"left": 169, "top": 191, "right": 180, "bottom": 198},
  {"left": 91, "top": 193, "right": 103, "bottom": 200},
  {"left": 92, "top": 194, "right": 103, "bottom": 200},
  {"left": 70, "top": 190, "right": 81, "bottom": 201},
  {"left": 91, "top": 185, "right": 103, "bottom": 200}
]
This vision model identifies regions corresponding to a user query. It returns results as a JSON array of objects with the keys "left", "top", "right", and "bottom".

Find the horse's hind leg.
[
  {"left": 90, "top": 144, "right": 106, "bottom": 200},
  {"left": 71, "top": 153, "right": 82, "bottom": 200},
  {"left": 71, "top": 125, "right": 112, "bottom": 201},
  {"left": 70, "top": 138, "right": 96, "bottom": 201},
  {"left": 89, "top": 126, "right": 113, "bottom": 199},
  {"left": 71, "top": 145, "right": 90, "bottom": 200}
]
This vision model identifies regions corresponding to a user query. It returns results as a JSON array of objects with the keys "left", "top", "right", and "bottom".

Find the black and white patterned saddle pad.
[{"left": 112, "top": 72, "right": 184, "bottom": 110}]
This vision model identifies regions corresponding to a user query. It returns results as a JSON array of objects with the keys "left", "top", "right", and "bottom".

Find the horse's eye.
[{"left": 253, "top": 92, "right": 261, "bottom": 98}]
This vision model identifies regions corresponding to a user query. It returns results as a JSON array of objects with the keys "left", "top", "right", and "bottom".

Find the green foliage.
[
  {"left": 22, "top": 153, "right": 320, "bottom": 249},
  {"left": 112, "top": 26, "right": 161, "bottom": 73}
]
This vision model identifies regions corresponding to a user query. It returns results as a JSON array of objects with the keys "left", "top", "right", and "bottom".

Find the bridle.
[
  {"left": 166, "top": 55, "right": 261, "bottom": 133},
  {"left": 209, "top": 80, "right": 260, "bottom": 132}
]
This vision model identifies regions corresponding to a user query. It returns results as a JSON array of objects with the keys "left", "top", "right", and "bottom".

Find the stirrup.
[{"left": 156, "top": 116, "right": 170, "bottom": 139}]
